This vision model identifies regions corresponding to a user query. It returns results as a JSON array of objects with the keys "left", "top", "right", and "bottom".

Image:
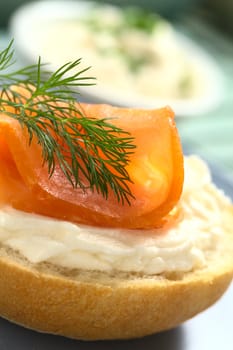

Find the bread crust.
[
  {"left": 0, "top": 208, "right": 232, "bottom": 340},
  {"left": 0, "top": 205, "right": 232, "bottom": 340}
]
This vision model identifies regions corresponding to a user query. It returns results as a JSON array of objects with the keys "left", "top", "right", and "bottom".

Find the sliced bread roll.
[{"left": 0, "top": 157, "right": 232, "bottom": 340}]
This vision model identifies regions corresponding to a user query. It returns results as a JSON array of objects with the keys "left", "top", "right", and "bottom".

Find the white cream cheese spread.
[{"left": 0, "top": 156, "right": 230, "bottom": 274}]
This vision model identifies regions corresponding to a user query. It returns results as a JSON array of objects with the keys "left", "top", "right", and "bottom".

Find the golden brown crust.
[
  {"left": 0, "top": 205, "right": 232, "bottom": 340},
  {"left": 0, "top": 238, "right": 232, "bottom": 338}
]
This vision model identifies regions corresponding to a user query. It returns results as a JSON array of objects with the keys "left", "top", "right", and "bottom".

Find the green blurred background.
[{"left": 1, "top": 0, "right": 233, "bottom": 34}]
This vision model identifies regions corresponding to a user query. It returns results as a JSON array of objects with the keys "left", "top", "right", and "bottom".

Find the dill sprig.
[{"left": 0, "top": 40, "right": 136, "bottom": 204}]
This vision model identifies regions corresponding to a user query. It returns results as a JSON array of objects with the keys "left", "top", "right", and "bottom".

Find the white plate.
[{"left": 9, "top": 0, "right": 225, "bottom": 117}]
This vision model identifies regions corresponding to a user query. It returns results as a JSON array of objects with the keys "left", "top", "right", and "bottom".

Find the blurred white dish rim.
[{"left": 9, "top": 0, "right": 225, "bottom": 117}]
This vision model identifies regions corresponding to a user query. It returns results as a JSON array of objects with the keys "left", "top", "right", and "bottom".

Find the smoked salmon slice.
[{"left": 0, "top": 103, "right": 184, "bottom": 229}]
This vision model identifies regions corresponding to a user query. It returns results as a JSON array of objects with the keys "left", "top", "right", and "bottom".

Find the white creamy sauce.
[
  {"left": 0, "top": 156, "right": 231, "bottom": 274},
  {"left": 33, "top": 5, "right": 207, "bottom": 101}
]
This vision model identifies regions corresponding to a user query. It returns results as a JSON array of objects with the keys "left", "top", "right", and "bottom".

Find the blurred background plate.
[{"left": 9, "top": 0, "right": 224, "bottom": 117}]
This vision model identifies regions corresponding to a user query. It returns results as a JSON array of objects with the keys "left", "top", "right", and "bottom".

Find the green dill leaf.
[{"left": 0, "top": 41, "right": 136, "bottom": 204}]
